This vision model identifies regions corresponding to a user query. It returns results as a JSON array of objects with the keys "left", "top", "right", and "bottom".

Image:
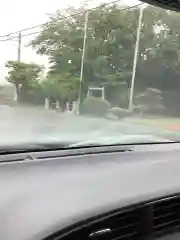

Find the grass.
[{"left": 137, "top": 117, "right": 180, "bottom": 131}]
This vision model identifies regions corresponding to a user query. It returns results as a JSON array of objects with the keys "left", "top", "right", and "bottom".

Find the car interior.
[
  {"left": 44, "top": 194, "right": 180, "bottom": 240},
  {"left": 1, "top": 142, "right": 180, "bottom": 240},
  {"left": 2, "top": 0, "right": 180, "bottom": 240},
  {"left": 41, "top": 1, "right": 180, "bottom": 238}
]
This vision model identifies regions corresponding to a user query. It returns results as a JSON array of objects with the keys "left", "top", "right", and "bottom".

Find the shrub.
[
  {"left": 80, "top": 97, "right": 110, "bottom": 116},
  {"left": 109, "top": 107, "right": 131, "bottom": 119},
  {"left": 135, "top": 88, "right": 166, "bottom": 115}
]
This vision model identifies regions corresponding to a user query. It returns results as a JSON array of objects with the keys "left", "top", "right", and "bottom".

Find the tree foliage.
[
  {"left": 9, "top": 3, "right": 180, "bottom": 114},
  {"left": 5, "top": 61, "right": 43, "bottom": 100},
  {"left": 41, "top": 73, "right": 79, "bottom": 101},
  {"left": 30, "top": 4, "right": 180, "bottom": 87},
  {"left": 30, "top": 4, "right": 141, "bottom": 88}
]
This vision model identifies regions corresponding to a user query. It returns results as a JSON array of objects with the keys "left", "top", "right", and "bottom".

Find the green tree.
[
  {"left": 5, "top": 61, "right": 43, "bottom": 101},
  {"left": 30, "top": 4, "right": 141, "bottom": 88},
  {"left": 30, "top": 3, "right": 180, "bottom": 113},
  {"left": 137, "top": 6, "right": 180, "bottom": 90},
  {"left": 42, "top": 73, "right": 79, "bottom": 103}
]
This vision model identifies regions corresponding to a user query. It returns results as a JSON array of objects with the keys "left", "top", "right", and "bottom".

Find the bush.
[
  {"left": 80, "top": 97, "right": 110, "bottom": 116},
  {"left": 109, "top": 107, "right": 131, "bottom": 119},
  {"left": 135, "top": 88, "right": 166, "bottom": 115}
]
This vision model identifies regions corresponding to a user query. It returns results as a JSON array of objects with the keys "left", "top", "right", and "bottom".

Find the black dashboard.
[
  {"left": 1, "top": 143, "right": 180, "bottom": 239},
  {"left": 44, "top": 193, "right": 180, "bottom": 240}
]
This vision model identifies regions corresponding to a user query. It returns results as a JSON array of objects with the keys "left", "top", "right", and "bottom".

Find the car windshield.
[{"left": 1, "top": 0, "right": 180, "bottom": 148}]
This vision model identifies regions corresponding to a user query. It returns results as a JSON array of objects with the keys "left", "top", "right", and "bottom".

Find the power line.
[
  {"left": 0, "top": 0, "right": 143, "bottom": 39},
  {"left": 21, "top": 31, "right": 41, "bottom": 38},
  {"left": 0, "top": 31, "right": 42, "bottom": 42},
  {"left": 0, "top": 2, "right": 143, "bottom": 42},
  {"left": 0, "top": 0, "right": 122, "bottom": 38}
]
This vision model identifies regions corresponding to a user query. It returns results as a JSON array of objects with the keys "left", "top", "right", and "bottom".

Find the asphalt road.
[{"left": 0, "top": 106, "right": 177, "bottom": 146}]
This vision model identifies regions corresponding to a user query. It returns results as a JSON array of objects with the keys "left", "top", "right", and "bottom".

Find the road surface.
[{"left": 0, "top": 106, "right": 178, "bottom": 146}]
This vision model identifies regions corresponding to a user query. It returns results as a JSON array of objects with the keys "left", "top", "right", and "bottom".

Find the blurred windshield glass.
[{"left": 1, "top": 0, "right": 180, "bottom": 147}]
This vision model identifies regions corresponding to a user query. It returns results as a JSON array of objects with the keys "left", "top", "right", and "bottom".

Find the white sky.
[{"left": 0, "top": 0, "right": 139, "bottom": 84}]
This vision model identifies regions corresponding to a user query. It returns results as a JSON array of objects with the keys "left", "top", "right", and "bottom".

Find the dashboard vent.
[
  {"left": 153, "top": 196, "right": 180, "bottom": 234},
  {"left": 87, "top": 208, "right": 143, "bottom": 240},
  {"left": 47, "top": 195, "right": 180, "bottom": 240},
  {"left": 56, "top": 207, "right": 145, "bottom": 240}
]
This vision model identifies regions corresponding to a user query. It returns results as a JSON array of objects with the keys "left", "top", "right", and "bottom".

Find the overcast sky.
[{"left": 0, "top": 0, "right": 140, "bottom": 84}]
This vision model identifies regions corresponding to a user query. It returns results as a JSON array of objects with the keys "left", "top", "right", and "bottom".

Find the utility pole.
[
  {"left": 14, "top": 32, "right": 22, "bottom": 101},
  {"left": 18, "top": 32, "right": 21, "bottom": 62},
  {"left": 77, "top": 10, "right": 89, "bottom": 114},
  {"left": 128, "top": 7, "right": 144, "bottom": 112}
]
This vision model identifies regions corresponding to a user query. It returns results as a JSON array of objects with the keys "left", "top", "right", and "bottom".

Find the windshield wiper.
[
  {"left": 0, "top": 142, "right": 70, "bottom": 154},
  {"left": 67, "top": 140, "right": 178, "bottom": 149},
  {"left": 0, "top": 139, "right": 177, "bottom": 156}
]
